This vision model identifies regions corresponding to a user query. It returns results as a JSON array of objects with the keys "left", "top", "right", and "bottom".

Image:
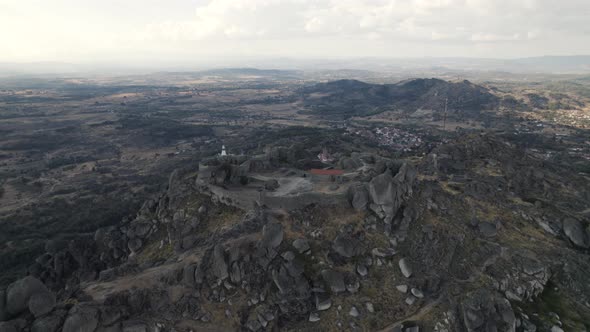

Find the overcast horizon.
[{"left": 1, "top": 0, "right": 590, "bottom": 65}]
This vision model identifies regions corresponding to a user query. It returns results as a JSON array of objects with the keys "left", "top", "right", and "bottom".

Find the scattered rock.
[
  {"left": 478, "top": 222, "right": 497, "bottom": 238},
  {"left": 366, "top": 302, "right": 375, "bottom": 313},
  {"left": 405, "top": 296, "right": 416, "bottom": 306},
  {"left": 372, "top": 248, "right": 396, "bottom": 258},
  {"left": 281, "top": 251, "right": 295, "bottom": 261},
  {"left": 346, "top": 278, "right": 360, "bottom": 293},
  {"left": 309, "top": 312, "right": 320, "bottom": 322},
  {"left": 399, "top": 258, "right": 413, "bottom": 278},
  {"left": 315, "top": 294, "right": 332, "bottom": 311},
  {"left": 246, "top": 319, "right": 262, "bottom": 331},
  {"left": 292, "top": 239, "right": 310, "bottom": 254},
  {"left": 396, "top": 285, "right": 408, "bottom": 293},
  {"left": 411, "top": 288, "right": 424, "bottom": 299},
  {"left": 356, "top": 264, "right": 368, "bottom": 277},
  {"left": 349, "top": 306, "right": 360, "bottom": 317}
]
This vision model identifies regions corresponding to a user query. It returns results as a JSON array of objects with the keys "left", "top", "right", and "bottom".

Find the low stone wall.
[
  {"left": 207, "top": 185, "right": 262, "bottom": 210},
  {"left": 262, "top": 191, "right": 348, "bottom": 210},
  {"left": 203, "top": 184, "right": 349, "bottom": 211}
]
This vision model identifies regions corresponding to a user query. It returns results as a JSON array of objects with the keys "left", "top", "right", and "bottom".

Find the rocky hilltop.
[{"left": 1, "top": 133, "right": 589, "bottom": 332}]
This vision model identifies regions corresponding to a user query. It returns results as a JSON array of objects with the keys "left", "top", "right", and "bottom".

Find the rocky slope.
[{"left": 1, "top": 133, "right": 589, "bottom": 332}]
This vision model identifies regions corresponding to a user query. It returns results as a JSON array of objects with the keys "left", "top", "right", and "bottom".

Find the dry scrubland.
[{"left": 1, "top": 69, "right": 590, "bottom": 331}]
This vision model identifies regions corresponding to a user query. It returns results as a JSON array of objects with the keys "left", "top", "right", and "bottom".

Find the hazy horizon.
[{"left": 2, "top": 0, "right": 590, "bottom": 65}]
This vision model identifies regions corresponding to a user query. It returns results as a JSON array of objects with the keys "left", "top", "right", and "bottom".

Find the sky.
[{"left": 1, "top": 0, "right": 589, "bottom": 64}]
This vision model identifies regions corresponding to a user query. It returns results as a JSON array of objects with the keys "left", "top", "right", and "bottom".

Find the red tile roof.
[{"left": 309, "top": 169, "right": 344, "bottom": 175}]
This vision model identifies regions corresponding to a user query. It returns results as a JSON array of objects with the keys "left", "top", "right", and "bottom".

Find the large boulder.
[
  {"left": 563, "top": 218, "right": 589, "bottom": 248},
  {"left": 368, "top": 163, "right": 416, "bottom": 223},
  {"left": 369, "top": 172, "right": 396, "bottom": 206},
  {"left": 31, "top": 314, "right": 64, "bottom": 332},
  {"left": 349, "top": 185, "right": 369, "bottom": 211},
  {"left": 272, "top": 266, "right": 292, "bottom": 294},
  {"left": 127, "top": 238, "right": 143, "bottom": 253},
  {"left": 0, "top": 290, "right": 6, "bottom": 321},
  {"left": 62, "top": 304, "right": 100, "bottom": 332},
  {"left": 182, "top": 264, "right": 197, "bottom": 287},
  {"left": 0, "top": 321, "right": 19, "bottom": 332},
  {"left": 5, "top": 276, "right": 50, "bottom": 316},
  {"left": 100, "top": 306, "right": 128, "bottom": 327},
  {"left": 339, "top": 157, "right": 362, "bottom": 170},
  {"left": 121, "top": 320, "right": 149, "bottom": 332},
  {"left": 211, "top": 244, "right": 229, "bottom": 281},
  {"left": 28, "top": 292, "right": 56, "bottom": 318}
]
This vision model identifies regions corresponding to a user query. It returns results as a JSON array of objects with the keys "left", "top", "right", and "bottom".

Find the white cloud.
[
  {"left": 141, "top": 0, "right": 589, "bottom": 45},
  {"left": 471, "top": 33, "right": 522, "bottom": 42},
  {"left": 0, "top": 0, "right": 589, "bottom": 62}
]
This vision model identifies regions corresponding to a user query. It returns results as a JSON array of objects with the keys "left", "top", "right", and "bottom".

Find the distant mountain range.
[
  {"left": 300, "top": 78, "right": 500, "bottom": 118},
  {"left": 1, "top": 55, "right": 590, "bottom": 76}
]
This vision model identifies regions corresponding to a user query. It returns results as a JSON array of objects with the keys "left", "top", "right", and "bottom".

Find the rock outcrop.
[
  {"left": 3, "top": 133, "right": 590, "bottom": 331},
  {"left": 461, "top": 289, "right": 516, "bottom": 332}
]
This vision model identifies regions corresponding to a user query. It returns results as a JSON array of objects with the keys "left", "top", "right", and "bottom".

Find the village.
[{"left": 346, "top": 125, "right": 425, "bottom": 152}]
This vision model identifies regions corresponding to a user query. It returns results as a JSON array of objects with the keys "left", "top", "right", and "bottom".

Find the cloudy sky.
[{"left": 1, "top": 0, "right": 589, "bottom": 64}]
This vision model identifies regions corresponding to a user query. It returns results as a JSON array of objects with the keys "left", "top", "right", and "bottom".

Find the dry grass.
[
  {"left": 439, "top": 181, "right": 461, "bottom": 195},
  {"left": 136, "top": 233, "right": 173, "bottom": 264},
  {"left": 207, "top": 208, "right": 243, "bottom": 232}
]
